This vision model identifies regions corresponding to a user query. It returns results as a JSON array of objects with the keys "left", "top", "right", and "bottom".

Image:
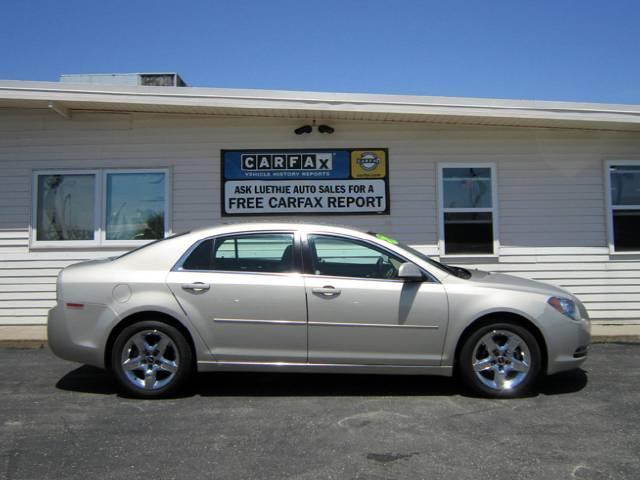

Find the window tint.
[
  {"left": 182, "top": 239, "right": 215, "bottom": 270},
  {"left": 308, "top": 235, "right": 403, "bottom": 279},
  {"left": 182, "top": 233, "right": 295, "bottom": 273}
]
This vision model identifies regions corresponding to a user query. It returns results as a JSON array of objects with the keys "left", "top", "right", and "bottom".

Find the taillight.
[{"left": 65, "top": 303, "right": 84, "bottom": 309}]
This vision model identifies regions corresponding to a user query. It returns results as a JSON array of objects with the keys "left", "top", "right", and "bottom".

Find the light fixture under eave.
[
  {"left": 318, "top": 124, "right": 335, "bottom": 134},
  {"left": 48, "top": 101, "right": 71, "bottom": 120},
  {"left": 294, "top": 125, "right": 313, "bottom": 135}
]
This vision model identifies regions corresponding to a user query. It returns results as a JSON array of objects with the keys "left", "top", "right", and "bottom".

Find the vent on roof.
[
  {"left": 139, "top": 73, "right": 187, "bottom": 87},
  {"left": 59, "top": 73, "right": 188, "bottom": 87}
]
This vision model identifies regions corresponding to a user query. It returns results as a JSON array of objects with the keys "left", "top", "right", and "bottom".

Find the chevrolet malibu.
[{"left": 48, "top": 223, "right": 590, "bottom": 398}]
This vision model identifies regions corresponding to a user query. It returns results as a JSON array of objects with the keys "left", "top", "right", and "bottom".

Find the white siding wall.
[{"left": 1, "top": 108, "right": 639, "bottom": 325}]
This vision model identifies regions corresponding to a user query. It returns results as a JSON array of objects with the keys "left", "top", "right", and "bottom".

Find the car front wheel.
[
  {"left": 459, "top": 322, "right": 541, "bottom": 398},
  {"left": 111, "top": 320, "right": 193, "bottom": 398}
]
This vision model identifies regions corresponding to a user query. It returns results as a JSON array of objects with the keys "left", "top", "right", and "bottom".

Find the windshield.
[{"left": 368, "top": 232, "right": 471, "bottom": 279}]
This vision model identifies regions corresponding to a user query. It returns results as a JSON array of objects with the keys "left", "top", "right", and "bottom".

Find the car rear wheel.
[
  {"left": 111, "top": 320, "right": 193, "bottom": 398},
  {"left": 459, "top": 322, "right": 541, "bottom": 398}
]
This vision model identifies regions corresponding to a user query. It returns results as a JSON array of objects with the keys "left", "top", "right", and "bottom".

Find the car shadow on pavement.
[
  {"left": 55, "top": 365, "right": 588, "bottom": 398},
  {"left": 538, "top": 369, "right": 589, "bottom": 395},
  {"left": 56, "top": 365, "right": 118, "bottom": 395}
]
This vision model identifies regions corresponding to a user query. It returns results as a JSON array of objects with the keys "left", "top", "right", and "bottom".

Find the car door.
[
  {"left": 166, "top": 231, "right": 307, "bottom": 363},
  {"left": 303, "top": 233, "right": 448, "bottom": 366}
]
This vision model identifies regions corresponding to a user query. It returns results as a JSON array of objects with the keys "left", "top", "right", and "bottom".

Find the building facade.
[{"left": 1, "top": 78, "right": 639, "bottom": 327}]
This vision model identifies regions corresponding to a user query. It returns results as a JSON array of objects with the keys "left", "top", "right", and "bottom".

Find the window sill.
[
  {"left": 608, "top": 250, "right": 640, "bottom": 260},
  {"left": 439, "top": 254, "right": 499, "bottom": 263},
  {"left": 29, "top": 240, "right": 156, "bottom": 250}
]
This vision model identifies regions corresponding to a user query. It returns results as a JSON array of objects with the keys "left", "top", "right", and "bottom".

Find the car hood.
[{"left": 463, "top": 269, "right": 573, "bottom": 298}]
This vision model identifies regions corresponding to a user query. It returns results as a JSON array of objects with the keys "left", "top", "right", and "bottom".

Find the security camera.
[
  {"left": 294, "top": 125, "right": 313, "bottom": 135},
  {"left": 318, "top": 124, "right": 335, "bottom": 134}
]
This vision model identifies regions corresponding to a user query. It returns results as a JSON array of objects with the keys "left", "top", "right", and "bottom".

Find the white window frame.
[
  {"left": 604, "top": 160, "right": 640, "bottom": 254},
  {"left": 437, "top": 162, "right": 499, "bottom": 257},
  {"left": 31, "top": 168, "right": 171, "bottom": 248}
]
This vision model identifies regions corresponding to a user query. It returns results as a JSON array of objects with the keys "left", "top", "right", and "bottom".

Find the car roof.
[{"left": 190, "top": 222, "right": 371, "bottom": 238}]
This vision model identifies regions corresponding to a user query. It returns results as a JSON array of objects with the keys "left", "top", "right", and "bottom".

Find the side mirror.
[{"left": 397, "top": 262, "right": 424, "bottom": 281}]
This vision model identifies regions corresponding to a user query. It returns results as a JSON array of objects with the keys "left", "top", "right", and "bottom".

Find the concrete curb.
[
  {"left": 0, "top": 326, "right": 47, "bottom": 349},
  {"left": 0, "top": 340, "right": 48, "bottom": 349},
  {"left": 591, "top": 336, "right": 640, "bottom": 344},
  {"left": 590, "top": 324, "right": 640, "bottom": 344}
]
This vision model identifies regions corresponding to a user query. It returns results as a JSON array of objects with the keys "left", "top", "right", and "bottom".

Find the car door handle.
[
  {"left": 312, "top": 286, "right": 341, "bottom": 297},
  {"left": 181, "top": 282, "right": 210, "bottom": 292}
]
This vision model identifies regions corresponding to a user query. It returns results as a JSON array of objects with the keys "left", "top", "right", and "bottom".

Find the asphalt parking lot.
[{"left": 1, "top": 344, "right": 639, "bottom": 480}]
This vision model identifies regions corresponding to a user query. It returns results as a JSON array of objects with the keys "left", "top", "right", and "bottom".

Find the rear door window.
[{"left": 182, "top": 233, "right": 296, "bottom": 273}]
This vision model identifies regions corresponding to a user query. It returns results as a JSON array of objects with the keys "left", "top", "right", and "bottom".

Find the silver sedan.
[{"left": 48, "top": 223, "right": 591, "bottom": 398}]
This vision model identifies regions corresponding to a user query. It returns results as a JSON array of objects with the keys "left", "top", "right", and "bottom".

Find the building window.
[
  {"left": 607, "top": 162, "right": 640, "bottom": 252},
  {"left": 32, "top": 169, "right": 169, "bottom": 246},
  {"left": 105, "top": 171, "right": 167, "bottom": 241},
  {"left": 35, "top": 173, "right": 97, "bottom": 241},
  {"left": 438, "top": 164, "right": 498, "bottom": 255}
]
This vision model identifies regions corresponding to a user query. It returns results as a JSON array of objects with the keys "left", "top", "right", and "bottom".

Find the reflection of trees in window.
[
  {"left": 106, "top": 173, "right": 166, "bottom": 240},
  {"left": 108, "top": 207, "right": 165, "bottom": 240},
  {"left": 137, "top": 212, "right": 165, "bottom": 239}
]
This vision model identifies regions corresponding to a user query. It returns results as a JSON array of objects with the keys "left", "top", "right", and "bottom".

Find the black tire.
[
  {"left": 110, "top": 320, "right": 193, "bottom": 398},
  {"left": 458, "top": 321, "right": 541, "bottom": 398}
]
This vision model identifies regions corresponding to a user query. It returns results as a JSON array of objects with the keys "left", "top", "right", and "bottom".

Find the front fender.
[{"left": 440, "top": 284, "right": 548, "bottom": 367}]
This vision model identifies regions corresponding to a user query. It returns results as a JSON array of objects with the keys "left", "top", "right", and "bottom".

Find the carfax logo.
[
  {"left": 241, "top": 153, "right": 332, "bottom": 171},
  {"left": 351, "top": 150, "right": 386, "bottom": 178}
]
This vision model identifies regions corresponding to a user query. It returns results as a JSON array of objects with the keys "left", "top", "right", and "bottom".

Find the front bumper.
[{"left": 544, "top": 311, "right": 591, "bottom": 375}]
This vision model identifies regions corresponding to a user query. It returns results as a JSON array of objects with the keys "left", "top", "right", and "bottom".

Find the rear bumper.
[{"left": 47, "top": 303, "right": 114, "bottom": 368}]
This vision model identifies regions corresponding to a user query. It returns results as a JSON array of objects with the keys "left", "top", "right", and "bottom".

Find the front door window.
[{"left": 307, "top": 235, "right": 403, "bottom": 280}]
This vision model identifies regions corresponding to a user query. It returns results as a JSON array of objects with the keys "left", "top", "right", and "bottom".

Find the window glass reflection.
[
  {"left": 36, "top": 174, "right": 95, "bottom": 241},
  {"left": 106, "top": 172, "right": 166, "bottom": 240},
  {"left": 610, "top": 166, "right": 640, "bottom": 206},
  {"left": 443, "top": 168, "right": 492, "bottom": 209}
]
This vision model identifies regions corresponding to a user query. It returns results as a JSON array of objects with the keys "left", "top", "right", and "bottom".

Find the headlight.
[{"left": 548, "top": 296, "right": 580, "bottom": 321}]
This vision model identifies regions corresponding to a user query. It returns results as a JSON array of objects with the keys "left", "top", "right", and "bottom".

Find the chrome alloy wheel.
[
  {"left": 471, "top": 329, "right": 531, "bottom": 392},
  {"left": 120, "top": 329, "right": 180, "bottom": 390}
]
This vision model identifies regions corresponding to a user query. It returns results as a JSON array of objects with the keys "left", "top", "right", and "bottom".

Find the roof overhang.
[{"left": 1, "top": 80, "right": 640, "bottom": 131}]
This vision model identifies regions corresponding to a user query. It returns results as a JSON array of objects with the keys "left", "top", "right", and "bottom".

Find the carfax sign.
[{"left": 221, "top": 149, "right": 389, "bottom": 215}]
